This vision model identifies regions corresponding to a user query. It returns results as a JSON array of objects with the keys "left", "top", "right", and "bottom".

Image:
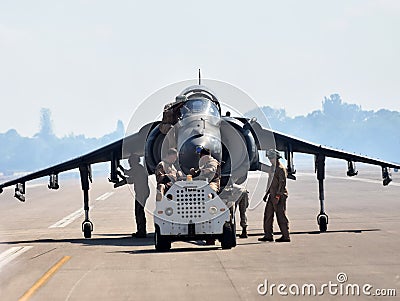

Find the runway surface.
[{"left": 0, "top": 166, "right": 399, "bottom": 300}]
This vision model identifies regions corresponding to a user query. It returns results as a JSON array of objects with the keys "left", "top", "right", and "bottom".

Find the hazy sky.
[{"left": 1, "top": 0, "right": 399, "bottom": 137}]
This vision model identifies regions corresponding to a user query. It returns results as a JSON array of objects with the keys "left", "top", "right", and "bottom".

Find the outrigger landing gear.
[
  {"left": 315, "top": 154, "right": 328, "bottom": 232},
  {"left": 79, "top": 165, "right": 93, "bottom": 239}
]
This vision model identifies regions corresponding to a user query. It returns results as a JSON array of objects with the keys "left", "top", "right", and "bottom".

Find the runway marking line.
[
  {"left": 48, "top": 209, "right": 83, "bottom": 228},
  {"left": 1, "top": 183, "right": 44, "bottom": 190},
  {"left": 0, "top": 246, "right": 32, "bottom": 270},
  {"left": 96, "top": 191, "right": 114, "bottom": 201},
  {"left": 18, "top": 255, "right": 71, "bottom": 301},
  {"left": 248, "top": 171, "right": 400, "bottom": 186},
  {"left": 49, "top": 191, "right": 114, "bottom": 228},
  {"left": 298, "top": 172, "right": 400, "bottom": 186}
]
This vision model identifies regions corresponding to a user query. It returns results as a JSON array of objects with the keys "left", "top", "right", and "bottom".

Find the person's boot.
[
  {"left": 205, "top": 238, "right": 215, "bottom": 245},
  {"left": 258, "top": 235, "right": 274, "bottom": 242},
  {"left": 275, "top": 236, "right": 290, "bottom": 242},
  {"left": 132, "top": 231, "right": 147, "bottom": 238},
  {"left": 239, "top": 226, "right": 248, "bottom": 238},
  {"left": 132, "top": 226, "right": 147, "bottom": 238}
]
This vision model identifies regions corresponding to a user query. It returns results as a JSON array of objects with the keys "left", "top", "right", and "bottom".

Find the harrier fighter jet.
[{"left": 1, "top": 76, "right": 399, "bottom": 246}]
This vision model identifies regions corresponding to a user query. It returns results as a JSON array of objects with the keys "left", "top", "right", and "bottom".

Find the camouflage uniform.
[
  {"left": 158, "top": 102, "right": 183, "bottom": 151},
  {"left": 232, "top": 184, "right": 249, "bottom": 228},
  {"left": 263, "top": 161, "right": 289, "bottom": 240},
  {"left": 197, "top": 155, "right": 221, "bottom": 192},
  {"left": 155, "top": 160, "right": 179, "bottom": 199},
  {"left": 159, "top": 103, "right": 181, "bottom": 134}
]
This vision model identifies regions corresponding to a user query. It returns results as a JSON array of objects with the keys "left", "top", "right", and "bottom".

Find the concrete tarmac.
[{"left": 0, "top": 166, "right": 399, "bottom": 300}]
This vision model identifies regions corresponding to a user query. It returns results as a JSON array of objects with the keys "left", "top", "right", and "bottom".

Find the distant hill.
[
  {"left": 247, "top": 94, "right": 400, "bottom": 163},
  {"left": 0, "top": 108, "right": 125, "bottom": 175}
]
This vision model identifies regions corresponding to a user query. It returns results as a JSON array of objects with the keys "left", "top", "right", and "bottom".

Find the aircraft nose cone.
[{"left": 178, "top": 135, "right": 221, "bottom": 175}]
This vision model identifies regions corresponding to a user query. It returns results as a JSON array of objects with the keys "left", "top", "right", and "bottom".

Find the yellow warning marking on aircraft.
[{"left": 18, "top": 256, "right": 71, "bottom": 301}]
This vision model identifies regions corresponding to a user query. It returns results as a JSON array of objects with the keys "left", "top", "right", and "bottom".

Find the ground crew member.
[
  {"left": 190, "top": 147, "right": 221, "bottom": 246},
  {"left": 158, "top": 96, "right": 186, "bottom": 150},
  {"left": 233, "top": 184, "right": 249, "bottom": 238},
  {"left": 123, "top": 154, "right": 150, "bottom": 238},
  {"left": 190, "top": 147, "right": 221, "bottom": 192},
  {"left": 258, "top": 149, "right": 290, "bottom": 242},
  {"left": 155, "top": 148, "right": 182, "bottom": 201}
]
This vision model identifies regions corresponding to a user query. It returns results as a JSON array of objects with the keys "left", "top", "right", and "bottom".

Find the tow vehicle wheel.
[
  {"left": 155, "top": 225, "right": 171, "bottom": 251},
  {"left": 83, "top": 222, "right": 92, "bottom": 239},
  {"left": 231, "top": 220, "right": 237, "bottom": 247},
  {"left": 318, "top": 214, "right": 328, "bottom": 232},
  {"left": 221, "top": 222, "right": 236, "bottom": 249}
]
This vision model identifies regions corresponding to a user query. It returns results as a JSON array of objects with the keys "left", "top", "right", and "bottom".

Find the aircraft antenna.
[{"left": 198, "top": 69, "right": 201, "bottom": 85}]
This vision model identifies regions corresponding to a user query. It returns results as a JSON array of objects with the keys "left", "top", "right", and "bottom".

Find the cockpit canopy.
[
  {"left": 180, "top": 98, "right": 220, "bottom": 119},
  {"left": 180, "top": 85, "right": 221, "bottom": 114}
]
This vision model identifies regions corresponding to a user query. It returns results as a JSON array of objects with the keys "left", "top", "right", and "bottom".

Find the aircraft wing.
[
  {"left": 251, "top": 121, "right": 400, "bottom": 171},
  {"left": 0, "top": 122, "right": 156, "bottom": 193}
]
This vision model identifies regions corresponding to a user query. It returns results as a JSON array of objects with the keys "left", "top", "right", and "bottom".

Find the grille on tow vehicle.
[{"left": 176, "top": 189, "right": 206, "bottom": 219}]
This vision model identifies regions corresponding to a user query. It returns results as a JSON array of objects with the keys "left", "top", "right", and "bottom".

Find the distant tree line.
[
  {"left": 248, "top": 94, "right": 400, "bottom": 163},
  {"left": 0, "top": 109, "right": 125, "bottom": 175},
  {"left": 1, "top": 96, "right": 399, "bottom": 174}
]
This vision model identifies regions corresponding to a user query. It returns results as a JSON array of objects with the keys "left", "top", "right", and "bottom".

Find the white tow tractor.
[{"left": 154, "top": 179, "right": 236, "bottom": 251}]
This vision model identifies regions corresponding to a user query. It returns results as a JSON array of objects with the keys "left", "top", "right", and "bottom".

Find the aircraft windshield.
[{"left": 180, "top": 99, "right": 220, "bottom": 119}]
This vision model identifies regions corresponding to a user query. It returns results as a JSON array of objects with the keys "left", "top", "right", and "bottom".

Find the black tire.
[
  {"left": 221, "top": 222, "right": 235, "bottom": 249},
  {"left": 83, "top": 223, "right": 92, "bottom": 239},
  {"left": 154, "top": 225, "right": 171, "bottom": 251},
  {"left": 231, "top": 220, "right": 237, "bottom": 247},
  {"left": 319, "top": 216, "right": 328, "bottom": 232}
]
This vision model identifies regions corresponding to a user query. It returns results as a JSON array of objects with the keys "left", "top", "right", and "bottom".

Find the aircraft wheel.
[
  {"left": 83, "top": 222, "right": 92, "bottom": 239},
  {"left": 318, "top": 214, "right": 328, "bottom": 233},
  {"left": 154, "top": 225, "right": 171, "bottom": 251},
  {"left": 221, "top": 222, "right": 235, "bottom": 249}
]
